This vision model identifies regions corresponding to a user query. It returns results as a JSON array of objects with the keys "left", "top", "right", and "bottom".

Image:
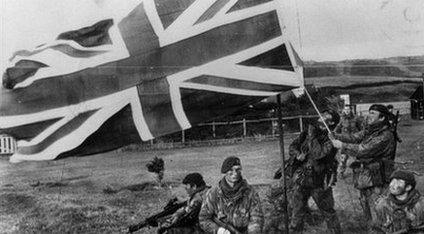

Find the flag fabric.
[{"left": 0, "top": 0, "right": 303, "bottom": 162}]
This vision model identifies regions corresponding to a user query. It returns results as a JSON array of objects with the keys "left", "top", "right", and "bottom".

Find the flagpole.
[
  {"left": 303, "top": 88, "right": 333, "bottom": 138},
  {"left": 276, "top": 93, "right": 289, "bottom": 233}
]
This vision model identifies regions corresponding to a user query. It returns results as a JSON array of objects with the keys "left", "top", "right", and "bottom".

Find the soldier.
[
  {"left": 334, "top": 106, "right": 363, "bottom": 178},
  {"left": 129, "top": 173, "right": 209, "bottom": 233},
  {"left": 288, "top": 109, "right": 341, "bottom": 234},
  {"left": 159, "top": 173, "right": 210, "bottom": 233},
  {"left": 199, "top": 156, "right": 264, "bottom": 234},
  {"left": 331, "top": 104, "right": 396, "bottom": 223},
  {"left": 372, "top": 170, "right": 424, "bottom": 233}
]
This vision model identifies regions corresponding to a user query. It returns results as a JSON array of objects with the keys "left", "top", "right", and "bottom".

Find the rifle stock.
[
  {"left": 212, "top": 216, "right": 243, "bottom": 234},
  {"left": 128, "top": 199, "right": 186, "bottom": 233}
]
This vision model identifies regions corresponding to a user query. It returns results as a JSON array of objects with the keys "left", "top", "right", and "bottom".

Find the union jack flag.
[{"left": 0, "top": 0, "right": 303, "bottom": 162}]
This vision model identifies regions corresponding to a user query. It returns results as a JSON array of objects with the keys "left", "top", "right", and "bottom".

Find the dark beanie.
[
  {"left": 369, "top": 104, "right": 390, "bottom": 117},
  {"left": 221, "top": 156, "right": 241, "bottom": 173},
  {"left": 182, "top": 173, "right": 206, "bottom": 187},
  {"left": 390, "top": 170, "right": 416, "bottom": 189}
]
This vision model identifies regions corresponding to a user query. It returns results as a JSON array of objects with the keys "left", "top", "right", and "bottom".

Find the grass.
[{"left": 1, "top": 116, "right": 424, "bottom": 233}]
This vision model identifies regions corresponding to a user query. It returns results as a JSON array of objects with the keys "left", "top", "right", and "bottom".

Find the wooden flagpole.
[{"left": 276, "top": 93, "right": 289, "bottom": 233}]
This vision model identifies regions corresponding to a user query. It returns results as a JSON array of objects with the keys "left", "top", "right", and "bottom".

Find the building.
[{"left": 409, "top": 85, "right": 424, "bottom": 120}]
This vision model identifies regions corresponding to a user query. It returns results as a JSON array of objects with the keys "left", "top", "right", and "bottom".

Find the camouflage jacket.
[
  {"left": 288, "top": 127, "right": 338, "bottom": 188},
  {"left": 334, "top": 115, "right": 362, "bottom": 135},
  {"left": 375, "top": 190, "right": 424, "bottom": 233},
  {"left": 168, "top": 186, "right": 210, "bottom": 227},
  {"left": 335, "top": 122, "right": 395, "bottom": 163},
  {"left": 199, "top": 179, "right": 263, "bottom": 233}
]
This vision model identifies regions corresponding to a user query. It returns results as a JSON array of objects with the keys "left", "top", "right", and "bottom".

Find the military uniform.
[
  {"left": 334, "top": 113, "right": 363, "bottom": 177},
  {"left": 288, "top": 126, "right": 341, "bottom": 233},
  {"left": 162, "top": 186, "right": 210, "bottom": 234},
  {"left": 373, "top": 190, "right": 424, "bottom": 233},
  {"left": 373, "top": 171, "right": 424, "bottom": 233},
  {"left": 199, "top": 178, "right": 263, "bottom": 234},
  {"left": 335, "top": 121, "right": 396, "bottom": 220}
]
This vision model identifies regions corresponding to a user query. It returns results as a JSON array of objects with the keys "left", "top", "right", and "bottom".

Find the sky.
[{"left": 1, "top": 0, "right": 424, "bottom": 72}]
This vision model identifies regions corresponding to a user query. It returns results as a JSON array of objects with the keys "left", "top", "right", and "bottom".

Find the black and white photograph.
[{"left": 1, "top": 0, "right": 424, "bottom": 233}]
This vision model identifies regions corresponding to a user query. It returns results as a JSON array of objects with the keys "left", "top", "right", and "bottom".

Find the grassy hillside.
[{"left": 304, "top": 55, "right": 424, "bottom": 78}]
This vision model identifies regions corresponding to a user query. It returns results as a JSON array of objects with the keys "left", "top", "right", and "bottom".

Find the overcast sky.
[{"left": 1, "top": 0, "right": 423, "bottom": 72}]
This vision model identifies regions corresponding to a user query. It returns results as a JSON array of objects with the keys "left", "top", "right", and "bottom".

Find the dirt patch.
[{"left": 0, "top": 193, "right": 36, "bottom": 214}]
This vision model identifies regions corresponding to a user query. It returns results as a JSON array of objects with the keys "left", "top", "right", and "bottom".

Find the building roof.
[{"left": 410, "top": 85, "right": 423, "bottom": 100}]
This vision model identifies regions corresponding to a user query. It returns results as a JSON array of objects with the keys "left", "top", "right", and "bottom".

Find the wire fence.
[{"left": 124, "top": 115, "right": 320, "bottom": 151}]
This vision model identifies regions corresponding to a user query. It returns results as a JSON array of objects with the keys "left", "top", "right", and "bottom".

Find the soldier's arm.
[
  {"left": 310, "top": 138, "right": 335, "bottom": 160},
  {"left": 289, "top": 133, "right": 304, "bottom": 158},
  {"left": 411, "top": 196, "right": 424, "bottom": 227},
  {"left": 247, "top": 190, "right": 264, "bottom": 234},
  {"left": 341, "top": 131, "right": 393, "bottom": 159},
  {"left": 199, "top": 189, "right": 220, "bottom": 233},
  {"left": 334, "top": 130, "right": 365, "bottom": 143}
]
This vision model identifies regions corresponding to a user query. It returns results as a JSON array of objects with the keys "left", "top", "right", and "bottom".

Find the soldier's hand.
[
  {"left": 331, "top": 139, "right": 343, "bottom": 149},
  {"left": 128, "top": 224, "right": 140, "bottom": 233},
  {"left": 217, "top": 227, "right": 231, "bottom": 234},
  {"left": 296, "top": 153, "right": 306, "bottom": 161}
]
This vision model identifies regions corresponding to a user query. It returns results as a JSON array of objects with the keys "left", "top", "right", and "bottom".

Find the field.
[
  {"left": 1, "top": 115, "right": 424, "bottom": 233},
  {"left": 305, "top": 76, "right": 421, "bottom": 103}
]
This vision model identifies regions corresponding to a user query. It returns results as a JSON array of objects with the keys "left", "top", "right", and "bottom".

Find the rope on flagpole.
[{"left": 303, "top": 87, "right": 334, "bottom": 139}]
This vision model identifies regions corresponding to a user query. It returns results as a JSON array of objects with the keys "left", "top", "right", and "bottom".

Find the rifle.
[
  {"left": 212, "top": 216, "right": 243, "bottom": 234},
  {"left": 394, "top": 110, "right": 402, "bottom": 143},
  {"left": 391, "top": 224, "right": 424, "bottom": 234},
  {"left": 128, "top": 198, "right": 186, "bottom": 233}
]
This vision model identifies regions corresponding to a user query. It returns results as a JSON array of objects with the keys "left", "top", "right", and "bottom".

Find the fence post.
[
  {"left": 212, "top": 122, "right": 216, "bottom": 138},
  {"left": 271, "top": 119, "right": 275, "bottom": 136},
  {"left": 299, "top": 116, "right": 303, "bottom": 133},
  {"left": 182, "top": 130, "right": 185, "bottom": 143},
  {"left": 243, "top": 119, "right": 247, "bottom": 137}
]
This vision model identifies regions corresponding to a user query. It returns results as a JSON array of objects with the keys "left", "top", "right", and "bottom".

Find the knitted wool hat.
[
  {"left": 182, "top": 173, "right": 206, "bottom": 187},
  {"left": 221, "top": 156, "right": 241, "bottom": 173},
  {"left": 369, "top": 104, "right": 390, "bottom": 117},
  {"left": 390, "top": 170, "right": 416, "bottom": 189}
]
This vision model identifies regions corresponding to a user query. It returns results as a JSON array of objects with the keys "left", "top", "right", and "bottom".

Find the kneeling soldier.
[
  {"left": 129, "top": 173, "right": 209, "bottom": 234},
  {"left": 199, "top": 156, "right": 264, "bottom": 234},
  {"left": 373, "top": 170, "right": 424, "bottom": 233}
]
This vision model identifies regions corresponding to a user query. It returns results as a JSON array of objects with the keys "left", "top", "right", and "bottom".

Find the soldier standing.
[
  {"left": 334, "top": 106, "right": 363, "bottom": 178},
  {"left": 372, "top": 170, "right": 424, "bottom": 233},
  {"left": 288, "top": 109, "right": 341, "bottom": 234},
  {"left": 331, "top": 104, "right": 396, "bottom": 223},
  {"left": 199, "top": 156, "right": 264, "bottom": 234}
]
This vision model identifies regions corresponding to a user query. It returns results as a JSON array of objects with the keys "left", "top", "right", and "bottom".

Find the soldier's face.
[
  {"left": 225, "top": 165, "right": 242, "bottom": 184},
  {"left": 389, "top": 178, "right": 407, "bottom": 195},
  {"left": 183, "top": 184, "right": 196, "bottom": 197},
  {"left": 317, "top": 113, "right": 334, "bottom": 131},
  {"left": 367, "top": 110, "right": 384, "bottom": 125}
]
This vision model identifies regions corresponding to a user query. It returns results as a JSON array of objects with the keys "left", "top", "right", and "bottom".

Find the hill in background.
[{"left": 304, "top": 55, "right": 424, "bottom": 78}]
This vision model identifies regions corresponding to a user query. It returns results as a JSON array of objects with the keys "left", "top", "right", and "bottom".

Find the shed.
[{"left": 409, "top": 85, "right": 424, "bottom": 120}]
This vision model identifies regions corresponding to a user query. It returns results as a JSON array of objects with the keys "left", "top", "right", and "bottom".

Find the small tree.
[{"left": 146, "top": 157, "right": 165, "bottom": 187}]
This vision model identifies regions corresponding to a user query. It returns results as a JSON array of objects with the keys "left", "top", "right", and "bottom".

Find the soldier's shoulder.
[
  {"left": 413, "top": 194, "right": 424, "bottom": 208},
  {"left": 375, "top": 195, "right": 391, "bottom": 209},
  {"left": 380, "top": 127, "right": 395, "bottom": 138}
]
